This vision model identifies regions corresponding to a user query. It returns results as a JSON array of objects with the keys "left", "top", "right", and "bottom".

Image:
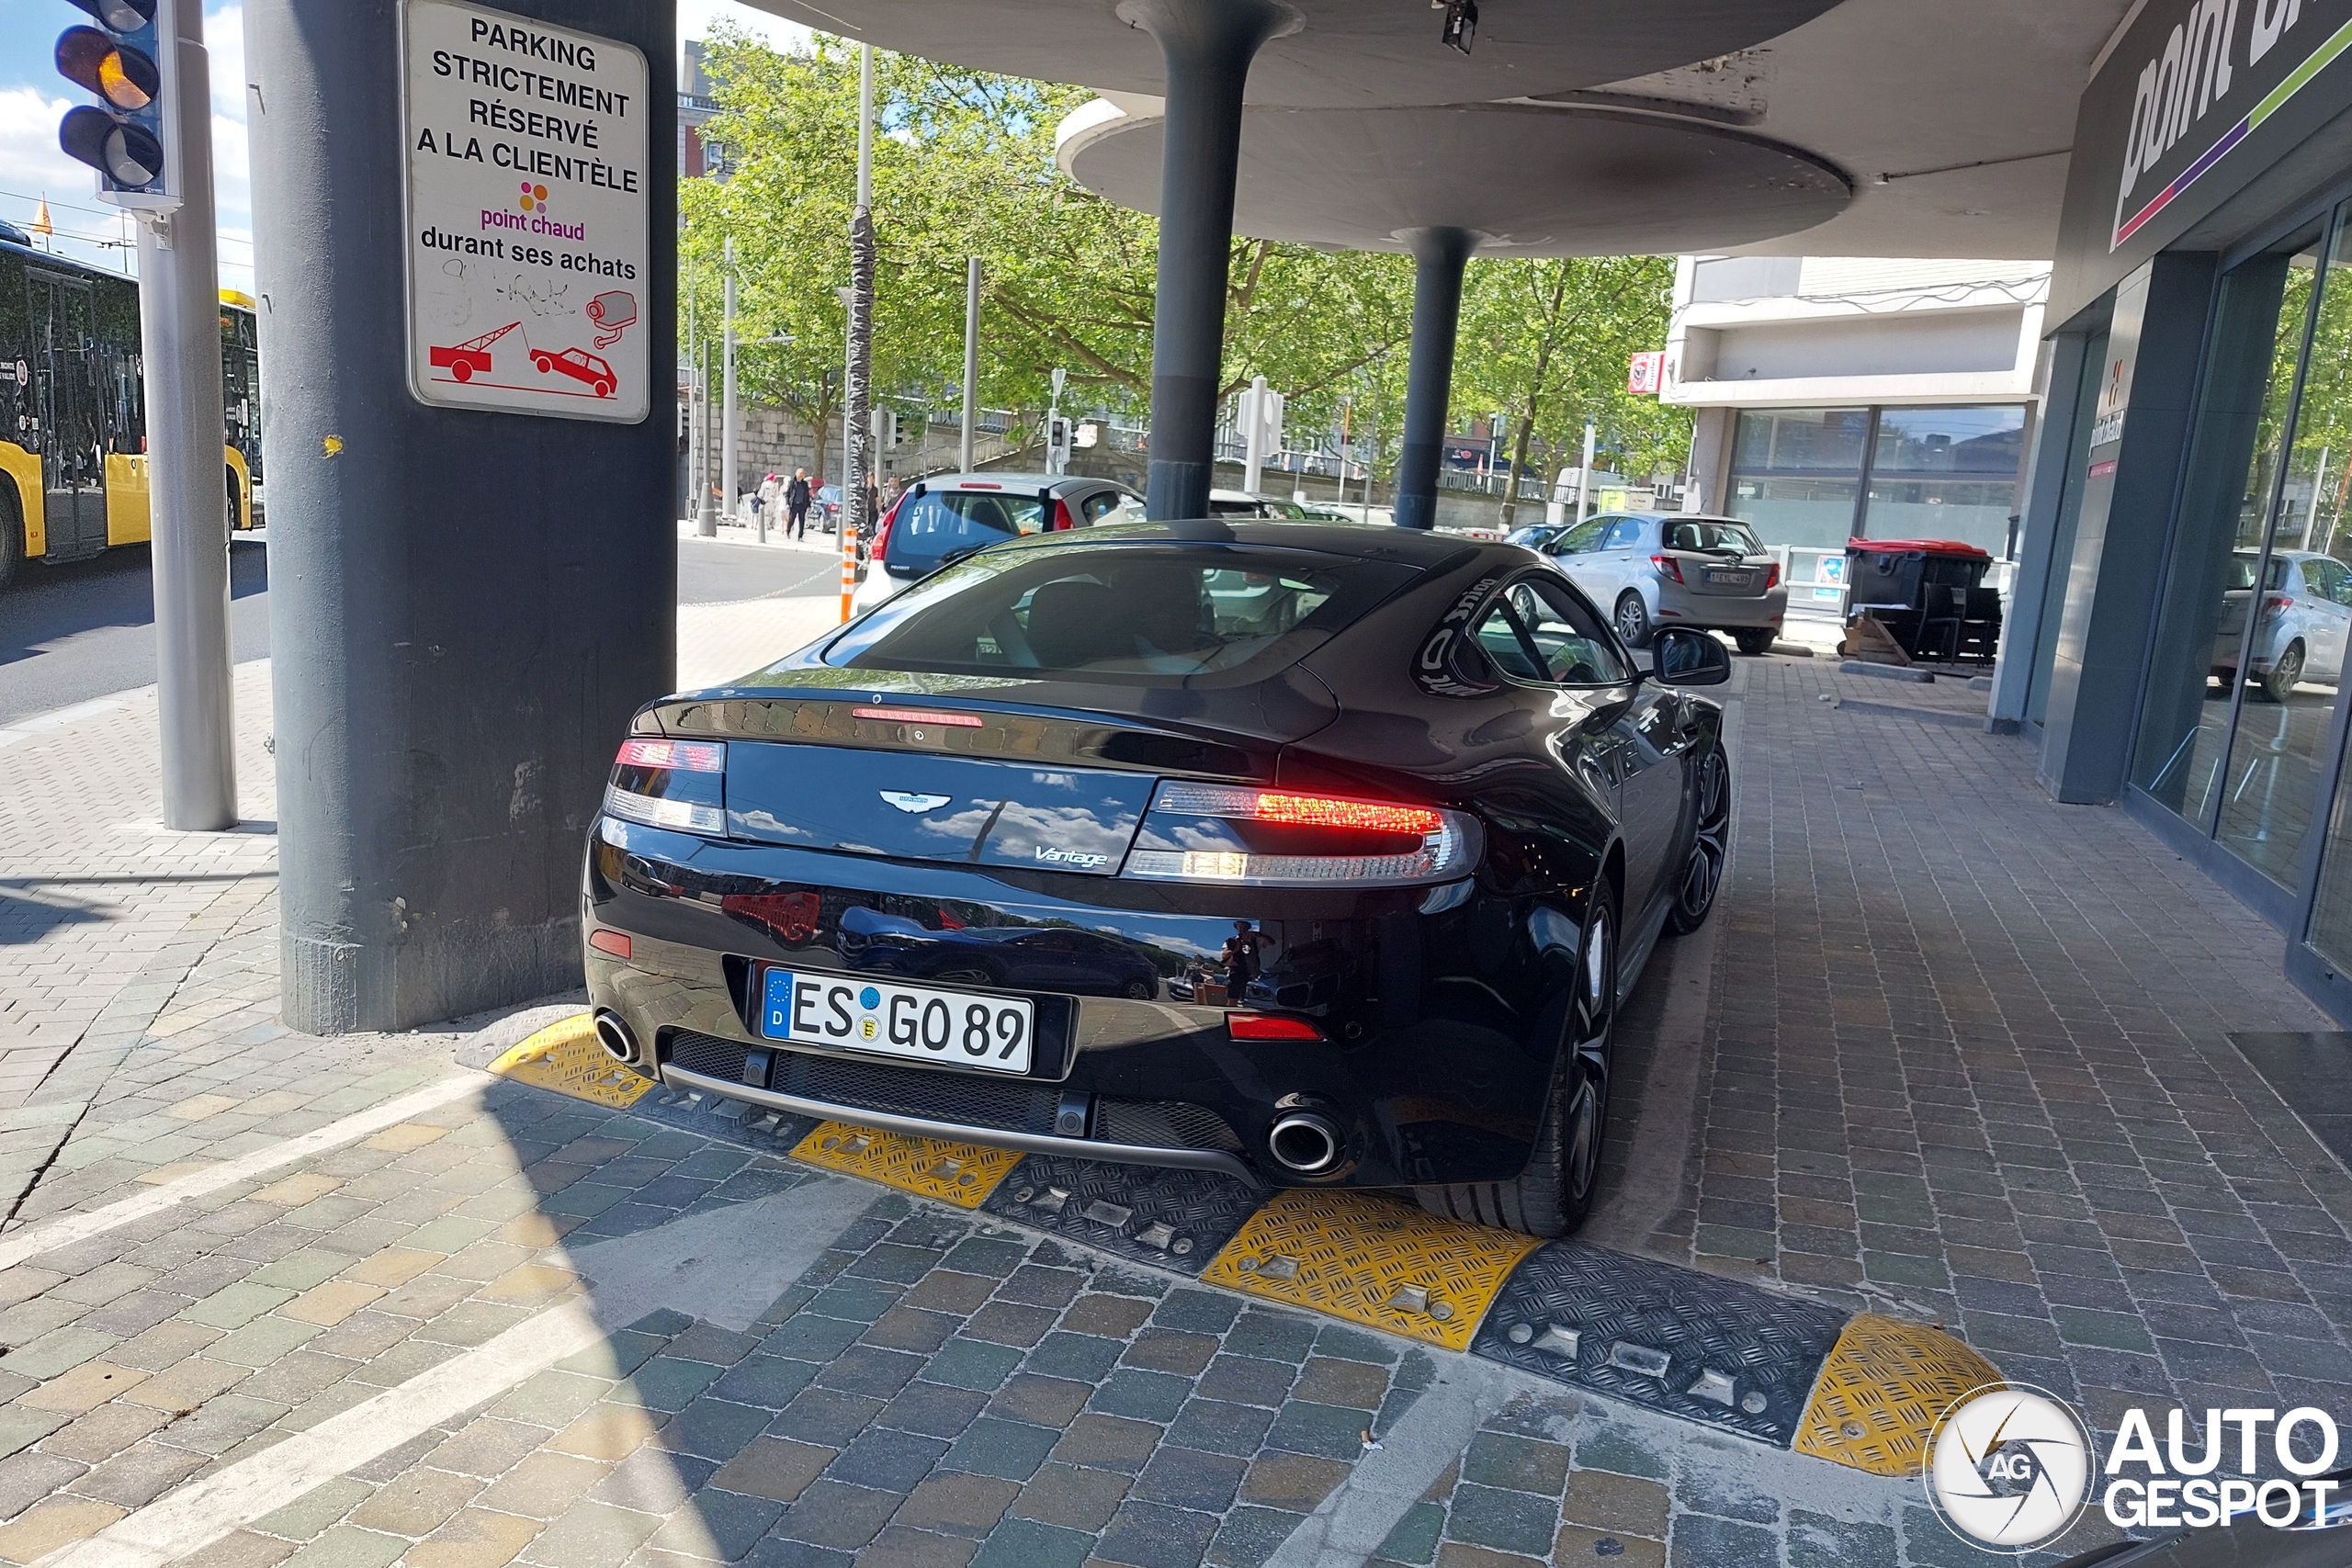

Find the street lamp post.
[{"left": 723, "top": 235, "right": 741, "bottom": 536}]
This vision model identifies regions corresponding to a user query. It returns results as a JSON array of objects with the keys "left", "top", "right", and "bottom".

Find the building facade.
[{"left": 2003, "top": 0, "right": 2352, "bottom": 1022}]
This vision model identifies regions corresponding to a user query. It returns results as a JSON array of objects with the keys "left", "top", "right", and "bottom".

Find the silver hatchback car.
[{"left": 1534, "top": 513, "right": 1788, "bottom": 653}]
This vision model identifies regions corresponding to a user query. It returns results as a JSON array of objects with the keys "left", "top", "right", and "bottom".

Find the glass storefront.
[
  {"left": 1726, "top": 404, "right": 2029, "bottom": 554},
  {"left": 1725, "top": 407, "right": 1867, "bottom": 548},
  {"left": 2130, "top": 220, "right": 2352, "bottom": 890}
]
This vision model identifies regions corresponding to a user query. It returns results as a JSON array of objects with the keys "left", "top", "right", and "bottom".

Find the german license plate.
[
  {"left": 1706, "top": 570, "right": 1753, "bottom": 586},
  {"left": 759, "top": 969, "right": 1034, "bottom": 1074}
]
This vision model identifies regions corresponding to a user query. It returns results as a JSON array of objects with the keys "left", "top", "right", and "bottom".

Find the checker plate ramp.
[
  {"left": 1793, "top": 1312, "right": 2005, "bottom": 1476},
  {"left": 1470, "top": 1242, "right": 1848, "bottom": 1446},
  {"left": 485, "top": 1018, "right": 653, "bottom": 1110},
  {"left": 1202, "top": 1190, "right": 1542, "bottom": 1351},
  {"left": 790, "top": 1120, "right": 1024, "bottom": 1208},
  {"left": 979, "top": 1154, "right": 1262, "bottom": 1276},
  {"left": 634, "top": 1085, "right": 820, "bottom": 1155}
]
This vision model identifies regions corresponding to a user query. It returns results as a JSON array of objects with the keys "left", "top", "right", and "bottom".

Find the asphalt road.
[{"left": 0, "top": 535, "right": 838, "bottom": 729}]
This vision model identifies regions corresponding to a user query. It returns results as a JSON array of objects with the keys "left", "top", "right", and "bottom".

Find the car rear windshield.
[
  {"left": 897, "top": 490, "right": 1049, "bottom": 549},
  {"left": 821, "top": 544, "right": 1418, "bottom": 683},
  {"left": 1664, "top": 520, "right": 1764, "bottom": 555},
  {"left": 2228, "top": 552, "right": 2290, "bottom": 591}
]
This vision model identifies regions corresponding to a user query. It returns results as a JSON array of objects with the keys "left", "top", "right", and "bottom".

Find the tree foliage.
[{"left": 682, "top": 30, "right": 1680, "bottom": 493}]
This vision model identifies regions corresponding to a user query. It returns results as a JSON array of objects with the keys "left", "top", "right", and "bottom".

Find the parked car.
[
  {"left": 814, "top": 485, "right": 842, "bottom": 531},
  {"left": 585, "top": 520, "right": 1736, "bottom": 1235},
  {"left": 1536, "top": 512, "right": 1787, "bottom": 653},
  {"left": 1507, "top": 522, "right": 1567, "bottom": 550},
  {"left": 840, "top": 907, "right": 1161, "bottom": 999},
  {"left": 850, "top": 472, "right": 1145, "bottom": 614},
  {"left": 1207, "top": 490, "right": 1287, "bottom": 517},
  {"left": 2212, "top": 547, "right": 2352, "bottom": 702}
]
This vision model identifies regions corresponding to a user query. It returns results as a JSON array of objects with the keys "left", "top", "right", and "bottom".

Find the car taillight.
[
  {"left": 1228, "top": 1013, "right": 1323, "bottom": 1041},
  {"left": 603, "top": 736, "right": 726, "bottom": 835},
  {"left": 872, "top": 495, "right": 903, "bottom": 561},
  {"left": 2264, "top": 594, "right": 2292, "bottom": 615},
  {"left": 1123, "top": 783, "right": 1478, "bottom": 886},
  {"left": 1050, "top": 497, "right": 1079, "bottom": 531},
  {"left": 1652, "top": 555, "right": 1684, "bottom": 583},
  {"left": 1765, "top": 563, "right": 1781, "bottom": 590}
]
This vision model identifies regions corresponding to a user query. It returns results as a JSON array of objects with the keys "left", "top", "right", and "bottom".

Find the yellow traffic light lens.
[
  {"left": 56, "top": 27, "right": 159, "bottom": 113},
  {"left": 96, "top": 51, "right": 151, "bottom": 110}
]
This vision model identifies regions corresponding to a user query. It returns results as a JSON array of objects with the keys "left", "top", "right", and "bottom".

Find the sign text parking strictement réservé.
[{"left": 401, "top": 0, "right": 650, "bottom": 423}]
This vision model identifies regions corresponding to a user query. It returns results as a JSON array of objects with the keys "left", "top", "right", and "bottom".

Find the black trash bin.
[{"left": 1845, "top": 538, "right": 1996, "bottom": 660}]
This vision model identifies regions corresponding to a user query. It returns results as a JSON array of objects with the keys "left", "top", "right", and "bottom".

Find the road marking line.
[
  {"left": 1263, "top": 1359, "right": 1521, "bottom": 1568},
  {"left": 0, "top": 1074, "right": 487, "bottom": 1272},
  {"left": 34, "top": 1179, "right": 875, "bottom": 1568}
]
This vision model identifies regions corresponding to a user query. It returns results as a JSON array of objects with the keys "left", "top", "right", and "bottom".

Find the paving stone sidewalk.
[{"left": 1682, "top": 659, "right": 2352, "bottom": 1458}]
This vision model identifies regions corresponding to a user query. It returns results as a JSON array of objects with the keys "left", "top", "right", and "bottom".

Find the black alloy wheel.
[
  {"left": 1733, "top": 628, "right": 1775, "bottom": 655},
  {"left": 1613, "top": 592, "right": 1652, "bottom": 649},
  {"left": 2262, "top": 640, "right": 2306, "bottom": 704},
  {"left": 1416, "top": 887, "right": 1616, "bottom": 1236},
  {"left": 1667, "top": 748, "right": 1730, "bottom": 935}
]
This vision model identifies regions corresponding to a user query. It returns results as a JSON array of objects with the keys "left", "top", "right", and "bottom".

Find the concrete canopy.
[
  {"left": 741, "top": 0, "right": 1850, "bottom": 110},
  {"left": 1059, "top": 101, "right": 1853, "bottom": 255}
]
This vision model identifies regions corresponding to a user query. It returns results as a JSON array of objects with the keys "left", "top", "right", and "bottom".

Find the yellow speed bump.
[
  {"left": 1792, "top": 1313, "right": 2005, "bottom": 1476},
  {"left": 790, "top": 1121, "right": 1023, "bottom": 1209},
  {"left": 485, "top": 1015, "right": 654, "bottom": 1110},
  {"left": 1203, "top": 1190, "right": 1542, "bottom": 1351}
]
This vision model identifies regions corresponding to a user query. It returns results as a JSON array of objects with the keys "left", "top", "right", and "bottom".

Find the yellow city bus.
[{"left": 0, "top": 230, "right": 261, "bottom": 589}]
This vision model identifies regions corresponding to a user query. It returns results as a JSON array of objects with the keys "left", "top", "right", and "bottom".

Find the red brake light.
[
  {"left": 1250, "top": 792, "right": 1443, "bottom": 836},
  {"left": 854, "top": 706, "right": 985, "bottom": 728},
  {"left": 588, "top": 930, "right": 631, "bottom": 959},
  {"left": 616, "top": 738, "right": 724, "bottom": 773},
  {"left": 1651, "top": 555, "right": 1684, "bottom": 583},
  {"left": 1766, "top": 563, "right": 1781, "bottom": 590},
  {"left": 2265, "top": 594, "right": 2292, "bottom": 615},
  {"left": 1051, "top": 497, "right": 1079, "bottom": 531},
  {"left": 1227, "top": 1013, "right": 1323, "bottom": 1042},
  {"left": 872, "top": 494, "right": 905, "bottom": 562}
]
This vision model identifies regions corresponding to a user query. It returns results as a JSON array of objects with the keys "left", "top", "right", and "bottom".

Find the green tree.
[{"left": 1453, "top": 255, "right": 1685, "bottom": 524}]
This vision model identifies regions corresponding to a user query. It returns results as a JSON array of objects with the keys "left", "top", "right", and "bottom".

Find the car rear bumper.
[
  {"left": 584, "top": 815, "right": 1569, "bottom": 1190},
  {"left": 1657, "top": 581, "right": 1787, "bottom": 631}
]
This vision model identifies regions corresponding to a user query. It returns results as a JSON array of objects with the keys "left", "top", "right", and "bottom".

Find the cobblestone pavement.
[
  {"left": 1684, "top": 661, "right": 2352, "bottom": 1463},
  {"left": 1, "top": 647, "right": 2348, "bottom": 1567}
]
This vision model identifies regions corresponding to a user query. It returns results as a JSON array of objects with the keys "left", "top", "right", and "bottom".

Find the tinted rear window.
[
  {"left": 822, "top": 545, "right": 1417, "bottom": 683},
  {"left": 896, "top": 491, "right": 1048, "bottom": 556},
  {"left": 1664, "top": 520, "right": 1763, "bottom": 554}
]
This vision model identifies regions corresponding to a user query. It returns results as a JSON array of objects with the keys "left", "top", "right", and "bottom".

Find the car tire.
[
  {"left": 1613, "top": 592, "right": 1652, "bottom": 649},
  {"left": 1121, "top": 977, "right": 1155, "bottom": 1000},
  {"left": 1666, "top": 748, "right": 1729, "bottom": 936},
  {"left": 1733, "top": 628, "right": 1775, "bottom": 656},
  {"left": 1415, "top": 885, "right": 1615, "bottom": 1237},
  {"left": 2262, "top": 641, "right": 2306, "bottom": 703}
]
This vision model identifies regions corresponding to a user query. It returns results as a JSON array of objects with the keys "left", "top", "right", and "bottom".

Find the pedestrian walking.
[{"left": 786, "top": 468, "right": 811, "bottom": 541}]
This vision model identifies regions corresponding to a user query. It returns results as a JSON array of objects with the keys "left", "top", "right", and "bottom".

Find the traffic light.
[{"left": 56, "top": 0, "right": 177, "bottom": 209}]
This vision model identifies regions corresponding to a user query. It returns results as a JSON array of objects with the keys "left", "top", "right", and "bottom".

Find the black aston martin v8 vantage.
[{"left": 582, "top": 520, "right": 1733, "bottom": 1236}]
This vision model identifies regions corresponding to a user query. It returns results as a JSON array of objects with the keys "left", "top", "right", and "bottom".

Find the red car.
[{"left": 532, "top": 345, "right": 615, "bottom": 399}]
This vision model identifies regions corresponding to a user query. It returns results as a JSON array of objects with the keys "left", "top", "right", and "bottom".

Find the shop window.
[
  {"left": 2028, "top": 333, "right": 2107, "bottom": 728},
  {"left": 2130, "top": 223, "right": 2328, "bottom": 886},
  {"left": 1725, "top": 407, "right": 1867, "bottom": 549},
  {"left": 1861, "top": 406, "right": 2026, "bottom": 556}
]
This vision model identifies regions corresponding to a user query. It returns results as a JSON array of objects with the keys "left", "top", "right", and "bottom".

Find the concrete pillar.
[
  {"left": 1987, "top": 333, "right": 2086, "bottom": 731},
  {"left": 2036, "top": 254, "right": 2214, "bottom": 804},
  {"left": 248, "top": 0, "right": 676, "bottom": 1032},
  {"left": 1130, "top": 0, "right": 1291, "bottom": 520},
  {"left": 1395, "top": 229, "right": 1474, "bottom": 531}
]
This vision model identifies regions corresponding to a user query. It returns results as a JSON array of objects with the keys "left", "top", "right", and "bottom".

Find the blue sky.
[{"left": 0, "top": 1, "right": 808, "bottom": 294}]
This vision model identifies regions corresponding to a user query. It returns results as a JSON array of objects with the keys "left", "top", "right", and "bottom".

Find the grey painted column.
[
  {"left": 1131, "top": 0, "right": 1291, "bottom": 520},
  {"left": 1394, "top": 228, "right": 1474, "bottom": 531},
  {"left": 2036, "top": 254, "right": 2213, "bottom": 804},
  {"left": 248, "top": 0, "right": 676, "bottom": 1032}
]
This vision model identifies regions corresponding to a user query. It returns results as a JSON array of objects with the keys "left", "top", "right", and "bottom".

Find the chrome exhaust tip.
[
  {"left": 1267, "top": 1111, "right": 1343, "bottom": 1175},
  {"left": 592, "top": 1010, "right": 639, "bottom": 1064}
]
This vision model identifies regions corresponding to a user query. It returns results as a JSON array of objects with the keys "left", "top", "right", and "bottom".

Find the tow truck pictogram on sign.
[{"left": 427, "top": 321, "right": 520, "bottom": 384}]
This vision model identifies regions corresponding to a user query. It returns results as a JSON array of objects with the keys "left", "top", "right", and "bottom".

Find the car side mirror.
[{"left": 1651, "top": 626, "right": 1732, "bottom": 686}]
